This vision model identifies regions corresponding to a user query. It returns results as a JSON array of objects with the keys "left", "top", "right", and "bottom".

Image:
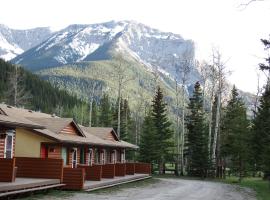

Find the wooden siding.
[
  {"left": 0, "top": 158, "right": 15, "bottom": 182},
  {"left": 135, "top": 163, "right": 151, "bottom": 174},
  {"left": 63, "top": 167, "right": 85, "bottom": 190},
  {"left": 126, "top": 163, "right": 135, "bottom": 175},
  {"left": 15, "top": 157, "right": 64, "bottom": 181},
  {"left": 115, "top": 163, "right": 126, "bottom": 176},
  {"left": 60, "top": 123, "right": 82, "bottom": 136},
  {"left": 47, "top": 145, "right": 61, "bottom": 159},
  {"left": 102, "top": 164, "right": 115, "bottom": 178},
  {"left": 77, "top": 164, "right": 102, "bottom": 181},
  {"left": 106, "top": 131, "right": 118, "bottom": 141}
]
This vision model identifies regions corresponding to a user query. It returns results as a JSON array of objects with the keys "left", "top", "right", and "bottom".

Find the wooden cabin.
[{"left": 0, "top": 104, "right": 137, "bottom": 168}]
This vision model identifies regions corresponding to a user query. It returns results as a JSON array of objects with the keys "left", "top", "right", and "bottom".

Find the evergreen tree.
[
  {"left": 186, "top": 82, "right": 209, "bottom": 177},
  {"left": 138, "top": 112, "right": 159, "bottom": 164},
  {"left": 221, "top": 86, "right": 250, "bottom": 182},
  {"left": 252, "top": 82, "right": 270, "bottom": 179},
  {"left": 91, "top": 100, "right": 99, "bottom": 127},
  {"left": 99, "top": 94, "right": 112, "bottom": 127},
  {"left": 151, "top": 86, "right": 173, "bottom": 174}
]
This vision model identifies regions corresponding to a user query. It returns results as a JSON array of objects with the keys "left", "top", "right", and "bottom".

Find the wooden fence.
[
  {"left": 125, "top": 163, "right": 135, "bottom": 175},
  {"left": 15, "top": 157, "right": 63, "bottom": 181},
  {"left": 62, "top": 167, "right": 85, "bottom": 190},
  {"left": 115, "top": 163, "right": 126, "bottom": 176},
  {"left": 135, "top": 163, "right": 151, "bottom": 174},
  {"left": 0, "top": 158, "right": 16, "bottom": 182},
  {"left": 78, "top": 164, "right": 102, "bottom": 181},
  {"left": 102, "top": 164, "right": 115, "bottom": 178}
]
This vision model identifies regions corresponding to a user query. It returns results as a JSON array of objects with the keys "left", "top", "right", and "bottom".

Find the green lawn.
[{"left": 222, "top": 177, "right": 270, "bottom": 200}]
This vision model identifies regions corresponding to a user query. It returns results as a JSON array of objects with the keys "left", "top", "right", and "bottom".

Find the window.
[
  {"left": 4, "top": 130, "right": 14, "bottom": 159},
  {"left": 95, "top": 149, "right": 99, "bottom": 164}
]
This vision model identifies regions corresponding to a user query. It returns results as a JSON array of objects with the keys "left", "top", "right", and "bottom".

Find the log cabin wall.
[
  {"left": 77, "top": 164, "right": 102, "bottom": 181},
  {"left": 135, "top": 163, "right": 151, "bottom": 174},
  {"left": 102, "top": 163, "right": 115, "bottom": 178}
]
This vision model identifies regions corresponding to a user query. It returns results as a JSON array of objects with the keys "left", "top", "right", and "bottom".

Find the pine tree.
[
  {"left": 138, "top": 112, "right": 159, "bottom": 164},
  {"left": 151, "top": 86, "right": 173, "bottom": 174},
  {"left": 91, "top": 100, "right": 99, "bottom": 127},
  {"left": 186, "top": 82, "right": 209, "bottom": 177},
  {"left": 99, "top": 94, "right": 112, "bottom": 127},
  {"left": 252, "top": 82, "right": 270, "bottom": 179},
  {"left": 221, "top": 86, "right": 250, "bottom": 182}
]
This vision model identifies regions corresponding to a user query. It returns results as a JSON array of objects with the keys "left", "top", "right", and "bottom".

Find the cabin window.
[
  {"left": 80, "top": 147, "right": 85, "bottom": 164},
  {"left": 88, "top": 148, "right": 93, "bottom": 166},
  {"left": 4, "top": 130, "right": 14, "bottom": 159},
  {"left": 121, "top": 149, "right": 125, "bottom": 163},
  {"left": 61, "top": 147, "right": 68, "bottom": 165},
  {"left": 72, "top": 148, "right": 77, "bottom": 168},
  {"left": 95, "top": 149, "right": 99, "bottom": 164}
]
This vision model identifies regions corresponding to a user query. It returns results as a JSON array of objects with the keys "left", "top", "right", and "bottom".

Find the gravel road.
[{"left": 36, "top": 178, "right": 256, "bottom": 200}]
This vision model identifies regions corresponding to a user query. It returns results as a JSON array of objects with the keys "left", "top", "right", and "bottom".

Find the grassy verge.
[
  {"left": 19, "top": 178, "right": 158, "bottom": 199},
  {"left": 90, "top": 177, "right": 159, "bottom": 194},
  {"left": 221, "top": 177, "right": 270, "bottom": 200}
]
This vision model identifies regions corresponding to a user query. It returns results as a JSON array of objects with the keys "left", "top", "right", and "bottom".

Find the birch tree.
[
  {"left": 211, "top": 49, "right": 228, "bottom": 168},
  {"left": 85, "top": 65, "right": 102, "bottom": 127},
  {"left": 177, "top": 48, "right": 193, "bottom": 175},
  {"left": 6, "top": 65, "right": 31, "bottom": 107},
  {"left": 111, "top": 55, "right": 134, "bottom": 139}
]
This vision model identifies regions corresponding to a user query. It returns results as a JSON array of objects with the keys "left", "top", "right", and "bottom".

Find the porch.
[{"left": 0, "top": 178, "right": 64, "bottom": 197}]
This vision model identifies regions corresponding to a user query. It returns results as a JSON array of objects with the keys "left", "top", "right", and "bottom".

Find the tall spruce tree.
[
  {"left": 139, "top": 112, "right": 159, "bottom": 164},
  {"left": 221, "top": 86, "right": 250, "bottom": 182},
  {"left": 151, "top": 86, "right": 173, "bottom": 174},
  {"left": 99, "top": 94, "right": 112, "bottom": 127},
  {"left": 252, "top": 82, "right": 270, "bottom": 179},
  {"left": 186, "top": 82, "right": 209, "bottom": 177}
]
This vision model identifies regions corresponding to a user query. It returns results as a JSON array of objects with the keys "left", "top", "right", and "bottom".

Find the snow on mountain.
[
  {"left": 11, "top": 20, "right": 199, "bottom": 84},
  {"left": 0, "top": 24, "right": 52, "bottom": 60}
]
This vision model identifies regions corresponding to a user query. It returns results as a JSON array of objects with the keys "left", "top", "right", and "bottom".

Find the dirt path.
[{"left": 36, "top": 178, "right": 257, "bottom": 200}]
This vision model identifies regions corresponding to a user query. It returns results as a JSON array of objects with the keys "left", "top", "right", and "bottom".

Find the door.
[
  {"left": 4, "top": 132, "right": 14, "bottom": 159},
  {"left": 41, "top": 145, "right": 48, "bottom": 158},
  {"left": 61, "top": 147, "right": 67, "bottom": 165},
  {"left": 72, "top": 149, "right": 77, "bottom": 168},
  {"left": 88, "top": 149, "right": 93, "bottom": 166}
]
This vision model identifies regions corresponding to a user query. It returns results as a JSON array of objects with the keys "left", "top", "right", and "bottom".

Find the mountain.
[
  {"left": 0, "top": 24, "right": 52, "bottom": 60},
  {"left": 11, "top": 20, "right": 199, "bottom": 84},
  {"left": 4, "top": 21, "right": 254, "bottom": 114}
]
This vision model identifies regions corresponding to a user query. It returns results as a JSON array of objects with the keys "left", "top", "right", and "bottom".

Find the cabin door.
[
  {"left": 72, "top": 149, "right": 77, "bottom": 168},
  {"left": 61, "top": 147, "right": 68, "bottom": 165}
]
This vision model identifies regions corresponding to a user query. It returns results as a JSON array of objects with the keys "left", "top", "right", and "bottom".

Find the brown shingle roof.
[
  {"left": 0, "top": 114, "right": 44, "bottom": 129},
  {"left": 0, "top": 104, "right": 138, "bottom": 149},
  {"left": 81, "top": 127, "right": 119, "bottom": 140}
]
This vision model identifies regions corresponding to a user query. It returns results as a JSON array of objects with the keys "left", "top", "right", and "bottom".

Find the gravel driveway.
[{"left": 35, "top": 178, "right": 256, "bottom": 200}]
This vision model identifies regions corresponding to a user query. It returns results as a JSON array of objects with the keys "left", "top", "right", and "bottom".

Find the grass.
[
  {"left": 221, "top": 177, "right": 270, "bottom": 200},
  {"left": 18, "top": 177, "right": 158, "bottom": 199},
  {"left": 89, "top": 177, "right": 159, "bottom": 194}
]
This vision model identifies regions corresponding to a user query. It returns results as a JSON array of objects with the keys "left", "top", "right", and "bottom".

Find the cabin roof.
[{"left": 0, "top": 104, "right": 138, "bottom": 149}]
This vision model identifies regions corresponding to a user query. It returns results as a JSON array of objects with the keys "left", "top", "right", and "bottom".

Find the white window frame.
[
  {"left": 72, "top": 148, "right": 77, "bottom": 168},
  {"left": 88, "top": 148, "right": 93, "bottom": 166},
  {"left": 4, "top": 130, "right": 14, "bottom": 159},
  {"left": 100, "top": 150, "right": 105, "bottom": 165},
  {"left": 111, "top": 150, "right": 116, "bottom": 164},
  {"left": 121, "top": 149, "right": 126, "bottom": 163}
]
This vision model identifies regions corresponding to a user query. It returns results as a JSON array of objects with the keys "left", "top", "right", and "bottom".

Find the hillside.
[{"left": 0, "top": 59, "right": 88, "bottom": 120}]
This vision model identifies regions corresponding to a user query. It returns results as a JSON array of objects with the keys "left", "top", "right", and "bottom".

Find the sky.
[{"left": 0, "top": 0, "right": 270, "bottom": 93}]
